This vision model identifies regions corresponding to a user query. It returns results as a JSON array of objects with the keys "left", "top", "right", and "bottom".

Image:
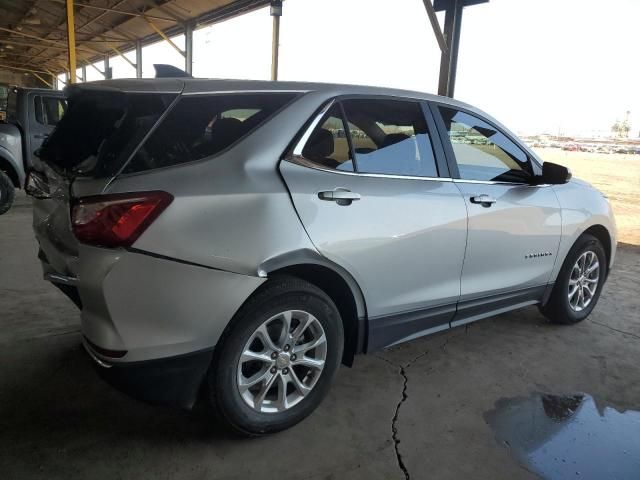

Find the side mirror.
[{"left": 535, "top": 162, "right": 572, "bottom": 185}]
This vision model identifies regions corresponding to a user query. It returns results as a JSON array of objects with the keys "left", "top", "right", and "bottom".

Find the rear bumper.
[
  {"left": 75, "top": 246, "right": 265, "bottom": 363},
  {"left": 84, "top": 339, "right": 213, "bottom": 409}
]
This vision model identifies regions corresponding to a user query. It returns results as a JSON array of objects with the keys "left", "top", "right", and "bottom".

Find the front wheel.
[
  {"left": 0, "top": 170, "right": 15, "bottom": 215},
  {"left": 209, "top": 276, "right": 344, "bottom": 435},
  {"left": 540, "top": 234, "right": 607, "bottom": 324}
]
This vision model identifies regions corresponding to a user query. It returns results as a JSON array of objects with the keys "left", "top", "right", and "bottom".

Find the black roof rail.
[{"left": 153, "top": 64, "right": 192, "bottom": 78}]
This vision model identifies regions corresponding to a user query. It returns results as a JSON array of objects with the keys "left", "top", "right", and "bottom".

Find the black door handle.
[{"left": 318, "top": 189, "right": 361, "bottom": 206}]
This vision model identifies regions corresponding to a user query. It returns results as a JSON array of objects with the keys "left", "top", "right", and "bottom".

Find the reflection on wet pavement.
[{"left": 485, "top": 393, "right": 640, "bottom": 479}]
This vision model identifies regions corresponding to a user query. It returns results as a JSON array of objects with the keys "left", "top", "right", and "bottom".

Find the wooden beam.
[
  {"left": 33, "top": 72, "right": 54, "bottom": 88},
  {"left": 145, "top": 18, "right": 185, "bottom": 56},
  {"left": 422, "top": 0, "right": 448, "bottom": 53},
  {"left": 48, "top": 0, "right": 176, "bottom": 22}
]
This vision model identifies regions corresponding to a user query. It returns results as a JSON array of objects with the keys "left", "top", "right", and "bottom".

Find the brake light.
[{"left": 72, "top": 191, "right": 173, "bottom": 247}]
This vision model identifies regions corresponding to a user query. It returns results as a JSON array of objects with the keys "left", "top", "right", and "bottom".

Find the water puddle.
[{"left": 485, "top": 393, "right": 640, "bottom": 479}]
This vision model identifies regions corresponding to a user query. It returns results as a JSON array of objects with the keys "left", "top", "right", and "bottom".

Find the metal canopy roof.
[{"left": 0, "top": 0, "right": 269, "bottom": 76}]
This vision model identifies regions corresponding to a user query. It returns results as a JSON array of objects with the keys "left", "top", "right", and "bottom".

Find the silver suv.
[{"left": 28, "top": 79, "right": 616, "bottom": 435}]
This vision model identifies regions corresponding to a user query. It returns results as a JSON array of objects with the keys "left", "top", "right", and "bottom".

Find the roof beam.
[
  {"left": 47, "top": 0, "right": 176, "bottom": 23},
  {"left": 144, "top": 17, "right": 184, "bottom": 56}
]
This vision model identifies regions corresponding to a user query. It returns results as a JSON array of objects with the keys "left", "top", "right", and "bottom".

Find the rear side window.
[
  {"left": 39, "top": 91, "right": 174, "bottom": 177},
  {"left": 342, "top": 99, "right": 439, "bottom": 177},
  {"left": 300, "top": 104, "right": 354, "bottom": 172},
  {"left": 124, "top": 93, "right": 298, "bottom": 174}
]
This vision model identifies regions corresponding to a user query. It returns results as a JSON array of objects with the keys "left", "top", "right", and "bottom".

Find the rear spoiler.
[{"left": 154, "top": 64, "right": 192, "bottom": 79}]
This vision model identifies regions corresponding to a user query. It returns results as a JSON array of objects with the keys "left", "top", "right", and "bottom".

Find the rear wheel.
[
  {"left": 540, "top": 234, "right": 607, "bottom": 324},
  {"left": 0, "top": 170, "right": 15, "bottom": 215},
  {"left": 209, "top": 276, "right": 343, "bottom": 435}
]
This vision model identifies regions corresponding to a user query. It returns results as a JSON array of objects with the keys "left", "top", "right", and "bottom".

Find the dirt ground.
[{"left": 533, "top": 148, "right": 640, "bottom": 245}]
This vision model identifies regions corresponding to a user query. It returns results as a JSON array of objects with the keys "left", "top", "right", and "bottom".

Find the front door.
[
  {"left": 28, "top": 93, "right": 66, "bottom": 169},
  {"left": 433, "top": 105, "right": 562, "bottom": 326},
  {"left": 280, "top": 98, "right": 468, "bottom": 349}
]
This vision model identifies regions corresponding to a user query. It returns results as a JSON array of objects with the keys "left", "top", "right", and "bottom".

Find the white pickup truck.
[{"left": 0, "top": 86, "right": 66, "bottom": 214}]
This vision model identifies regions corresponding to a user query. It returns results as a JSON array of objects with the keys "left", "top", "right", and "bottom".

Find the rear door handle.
[
  {"left": 470, "top": 194, "right": 496, "bottom": 207},
  {"left": 33, "top": 134, "right": 49, "bottom": 139},
  {"left": 318, "top": 189, "right": 361, "bottom": 205}
]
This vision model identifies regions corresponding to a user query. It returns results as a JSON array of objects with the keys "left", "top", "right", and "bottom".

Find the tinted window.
[
  {"left": 39, "top": 92, "right": 173, "bottom": 177},
  {"left": 125, "top": 93, "right": 297, "bottom": 174},
  {"left": 439, "top": 107, "right": 532, "bottom": 182},
  {"left": 43, "top": 96, "right": 66, "bottom": 125},
  {"left": 300, "top": 104, "right": 354, "bottom": 172},
  {"left": 342, "top": 99, "right": 438, "bottom": 177},
  {"left": 34, "top": 96, "right": 44, "bottom": 124}
]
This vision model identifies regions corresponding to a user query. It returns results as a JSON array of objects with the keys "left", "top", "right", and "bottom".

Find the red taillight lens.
[{"left": 72, "top": 191, "right": 173, "bottom": 248}]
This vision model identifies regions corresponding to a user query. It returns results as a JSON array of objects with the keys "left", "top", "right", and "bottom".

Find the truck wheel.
[{"left": 0, "top": 170, "right": 15, "bottom": 215}]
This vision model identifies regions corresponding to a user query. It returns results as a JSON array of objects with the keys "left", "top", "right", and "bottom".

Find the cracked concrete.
[{"left": 2, "top": 191, "right": 640, "bottom": 480}]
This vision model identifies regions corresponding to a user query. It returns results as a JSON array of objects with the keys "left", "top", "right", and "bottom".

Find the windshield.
[{"left": 38, "top": 90, "right": 175, "bottom": 178}]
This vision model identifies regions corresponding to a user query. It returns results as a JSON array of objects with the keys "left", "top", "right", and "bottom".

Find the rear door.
[
  {"left": 280, "top": 97, "right": 468, "bottom": 349},
  {"left": 432, "top": 104, "right": 562, "bottom": 326}
]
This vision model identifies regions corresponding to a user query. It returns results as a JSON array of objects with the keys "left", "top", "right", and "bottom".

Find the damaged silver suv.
[{"left": 28, "top": 77, "right": 616, "bottom": 435}]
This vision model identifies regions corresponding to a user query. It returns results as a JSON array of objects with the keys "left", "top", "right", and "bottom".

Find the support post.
[
  {"left": 135, "top": 40, "right": 143, "bottom": 78},
  {"left": 437, "top": 0, "right": 462, "bottom": 97},
  {"left": 104, "top": 54, "right": 112, "bottom": 79},
  {"left": 66, "top": 0, "right": 77, "bottom": 83},
  {"left": 270, "top": 1, "right": 282, "bottom": 81},
  {"left": 185, "top": 22, "right": 193, "bottom": 75},
  {"left": 81, "top": 64, "right": 87, "bottom": 82}
]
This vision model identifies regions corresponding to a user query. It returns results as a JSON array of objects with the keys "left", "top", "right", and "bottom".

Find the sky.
[{"left": 68, "top": 0, "right": 640, "bottom": 137}]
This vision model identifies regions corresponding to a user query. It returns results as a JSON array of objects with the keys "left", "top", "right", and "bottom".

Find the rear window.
[
  {"left": 38, "top": 91, "right": 175, "bottom": 177},
  {"left": 123, "top": 93, "right": 298, "bottom": 174}
]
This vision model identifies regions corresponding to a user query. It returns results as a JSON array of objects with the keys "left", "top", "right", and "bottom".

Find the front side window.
[
  {"left": 342, "top": 99, "right": 439, "bottom": 177},
  {"left": 42, "top": 96, "right": 67, "bottom": 126},
  {"left": 34, "top": 96, "right": 44, "bottom": 124},
  {"left": 125, "top": 93, "right": 297, "bottom": 174},
  {"left": 300, "top": 104, "right": 354, "bottom": 172},
  {"left": 439, "top": 107, "right": 532, "bottom": 183},
  {"left": 34, "top": 96, "right": 67, "bottom": 126}
]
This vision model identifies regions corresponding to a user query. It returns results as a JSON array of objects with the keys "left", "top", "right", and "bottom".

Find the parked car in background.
[
  {"left": 0, "top": 87, "right": 66, "bottom": 214},
  {"left": 28, "top": 78, "right": 616, "bottom": 435}
]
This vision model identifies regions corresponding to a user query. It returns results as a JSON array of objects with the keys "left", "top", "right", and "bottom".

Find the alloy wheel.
[
  {"left": 237, "top": 310, "right": 327, "bottom": 413},
  {"left": 568, "top": 250, "right": 600, "bottom": 312}
]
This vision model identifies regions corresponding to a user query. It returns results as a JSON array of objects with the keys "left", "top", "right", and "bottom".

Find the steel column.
[
  {"left": 270, "top": 1, "right": 282, "bottom": 81},
  {"left": 185, "top": 22, "right": 194, "bottom": 75},
  {"left": 66, "top": 0, "right": 77, "bottom": 83},
  {"left": 104, "top": 55, "right": 112, "bottom": 79},
  {"left": 437, "top": 0, "right": 463, "bottom": 97},
  {"left": 135, "top": 40, "right": 143, "bottom": 78}
]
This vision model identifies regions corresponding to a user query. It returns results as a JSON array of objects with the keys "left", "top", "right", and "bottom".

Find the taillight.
[{"left": 72, "top": 191, "right": 173, "bottom": 248}]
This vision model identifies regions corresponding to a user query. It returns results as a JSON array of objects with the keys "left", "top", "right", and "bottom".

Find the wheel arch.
[
  {"left": 0, "top": 153, "right": 21, "bottom": 188},
  {"left": 582, "top": 224, "right": 612, "bottom": 269},
  {"left": 259, "top": 250, "right": 368, "bottom": 366}
]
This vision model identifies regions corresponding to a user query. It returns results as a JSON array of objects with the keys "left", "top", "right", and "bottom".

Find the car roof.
[{"left": 67, "top": 77, "right": 476, "bottom": 111}]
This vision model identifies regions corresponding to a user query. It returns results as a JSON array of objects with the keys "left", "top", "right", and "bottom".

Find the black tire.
[
  {"left": 208, "top": 276, "right": 344, "bottom": 436},
  {"left": 0, "top": 170, "right": 15, "bottom": 215},
  {"left": 540, "top": 234, "right": 607, "bottom": 324}
]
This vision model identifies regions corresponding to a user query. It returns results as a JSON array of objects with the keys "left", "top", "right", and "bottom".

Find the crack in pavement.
[
  {"left": 374, "top": 329, "right": 471, "bottom": 479},
  {"left": 589, "top": 319, "right": 640, "bottom": 340},
  {"left": 374, "top": 352, "right": 429, "bottom": 480}
]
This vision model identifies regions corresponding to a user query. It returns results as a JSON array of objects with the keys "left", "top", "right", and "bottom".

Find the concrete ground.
[{"left": 1, "top": 191, "right": 639, "bottom": 480}]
